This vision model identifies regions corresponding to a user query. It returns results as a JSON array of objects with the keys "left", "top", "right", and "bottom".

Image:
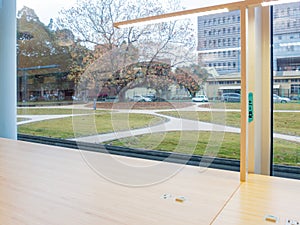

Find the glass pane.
[
  {"left": 17, "top": 0, "right": 240, "bottom": 178},
  {"left": 272, "top": 2, "right": 300, "bottom": 175}
]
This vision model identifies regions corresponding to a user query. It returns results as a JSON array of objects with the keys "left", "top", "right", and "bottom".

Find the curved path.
[
  {"left": 71, "top": 112, "right": 239, "bottom": 143},
  {"left": 17, "top": 103, "right": 300, "bottom": 143}
]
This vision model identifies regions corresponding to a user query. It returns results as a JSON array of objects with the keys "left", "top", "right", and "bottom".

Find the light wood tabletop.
[{"left": 0, "top": 138, "right": 299, "bottom": 225}]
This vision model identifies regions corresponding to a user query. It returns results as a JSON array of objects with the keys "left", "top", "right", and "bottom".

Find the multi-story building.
[
  {"left": 197, "top": 10, "right": 241, "bottom": 75},
  {"left": 198, "top": 3, "right": 300, "bottom": 76},
  {"left": 198, "top": 3, "right": 300, "bottom": 99},
  {"left": 273, "top": 3, "right": 300, "bottom": 72}
]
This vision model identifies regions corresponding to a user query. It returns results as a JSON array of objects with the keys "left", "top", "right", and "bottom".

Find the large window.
[
  {"left": 16, "top": 0, "right": 242, "bottom": 174},
  {"left": 272, "top": 2, "right": 300, "bottom": 174},
  {"left": 16, "top": 0, "right": 299, "bottom": 179}
]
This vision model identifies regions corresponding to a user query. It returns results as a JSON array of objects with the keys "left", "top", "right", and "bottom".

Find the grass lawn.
[
  {"left": 17, "top": 101, "right": 77, "bottom": 107},
  {"left": 106, "top": 131, "right": 240, "bottom": 158},
  {"left": 17, "top": 106, "right": 299, "bottom": 166},
  {"left": 17, "top": 108, "right": 100, "bottom": 115},
  {"left": 274, "top": 102, "right": 300, "bottom": 110},
  {"left": 17, "top": 118, "right": 31, "bottom": 122},
  {"left": 202, "top": 102, "right": 240, "bottom": 110},
  {"left": 18, "top": 113, "right": 165, "bottom": 139},
  {"left": 106, "top": 131, "right": 299, "bottom": 166},
  {"left": 206, "top": 102, "right": 300, "bottom": 110},
  {"left": 158, "top": 111, "right": 300, "bottom": 136}
]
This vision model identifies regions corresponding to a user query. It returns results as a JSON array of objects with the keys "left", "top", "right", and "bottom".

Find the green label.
[{"left": 248, "top": 92, "right": 253, "bottom": 123}]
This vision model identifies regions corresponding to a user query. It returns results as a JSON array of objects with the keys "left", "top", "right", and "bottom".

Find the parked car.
[
  {"left": 144, "top": 94, "right": 166, "bottom": 102},
  {"left": 144, "top": 94, "right": 156, "bottom": 101},
  {"left": 221, "top": 93, "right": 241, "bottom": 102},
  {"left": 273, "top": 94, "right": 290, "bottom": 103},
  {"left": 290, "top": 95, "right": 300, "bottom": 101},
  {"left": 132, "top": 95, "right": 152, "bottom": 102},
  {"left": 72, "top": 95, "right": 81, "bottom": 101},
  {"left": 192, "top": 95, "right": 208, "bottom": 102}
]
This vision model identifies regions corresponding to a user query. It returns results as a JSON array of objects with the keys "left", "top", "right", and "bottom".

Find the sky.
[
  {"left": 16, "top": 0, "right": 237, "bottom": 25},
  {"left": 17, "top": 0, "right": 77, "bottom": 24}
]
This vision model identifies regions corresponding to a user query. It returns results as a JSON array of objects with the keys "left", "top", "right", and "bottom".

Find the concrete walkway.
[
  {"left": 71, "top": 109, "right": 300, "bottom": 144},
  {"left": 17, "top": 103, "right": 300, "bottom": 143},
  {"left": 71, "top": 113, "right": 240, "bottom": 143}
]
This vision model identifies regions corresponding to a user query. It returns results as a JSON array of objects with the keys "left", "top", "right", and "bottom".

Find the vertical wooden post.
[
  {"left": 260, "top": 6, "right": 271, "bottom": 175},
  {"left": 247, "top": 7, "right": 256, "bottom": 173},
  {"left": 240, "top": 7, "right": 248, "bottom": 182}
]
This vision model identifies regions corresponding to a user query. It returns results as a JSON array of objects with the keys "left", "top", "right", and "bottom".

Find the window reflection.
[
  {"left": 17, "top": 1, "right": 243, "bottom": 169},
  {"left": 272, "top": 2, "right": 300, "bottom": 169}
]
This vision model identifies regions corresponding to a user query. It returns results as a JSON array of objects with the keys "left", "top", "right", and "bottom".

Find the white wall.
[{"left": 0, "top": 0, "right": 17, "bottom": 139}]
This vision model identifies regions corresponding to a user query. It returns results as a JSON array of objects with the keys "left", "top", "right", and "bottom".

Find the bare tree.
[{"left": 57, "top": 0, "right": 199, "bottom": 100}]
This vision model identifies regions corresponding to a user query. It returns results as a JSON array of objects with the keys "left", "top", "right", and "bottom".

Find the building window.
[
  {"left": 291, "top": 84, "right": 300, "bottom": 94},
  {"left": 275, "top": 9, "right": 279, "bottom": 18},
  {"left": 287, "top": 45, "right": 294, "bottom": 51},
  {"left": 278, "top": 35, "right": 282, "bottom": 40}
]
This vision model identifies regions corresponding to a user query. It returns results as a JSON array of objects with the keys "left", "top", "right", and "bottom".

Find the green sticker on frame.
[{"left": 248, "top": 92, "right": 253, "bottom": 123}]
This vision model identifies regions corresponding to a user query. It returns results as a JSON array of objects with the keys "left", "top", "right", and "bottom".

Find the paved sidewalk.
[
  {"left": 71, "top": 113, "right": 239, "bottom": 143},
  {"left": 17, "top": 103, "right": 300, "bottom": 143}
]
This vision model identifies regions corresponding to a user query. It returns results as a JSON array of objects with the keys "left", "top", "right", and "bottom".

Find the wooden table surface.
[{"left": 0, "top": 138, "right": 299, "bottom": 225}]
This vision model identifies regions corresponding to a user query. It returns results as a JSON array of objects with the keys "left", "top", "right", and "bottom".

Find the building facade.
[
  {"left": 198, "top": 3, "right": 300, "bottom": 76},
  {"left": 197, "top": 10, "right": 241, "bottom": 75},
  {"left": 206, "top": 74, "right": 300, "bottom": 99}
]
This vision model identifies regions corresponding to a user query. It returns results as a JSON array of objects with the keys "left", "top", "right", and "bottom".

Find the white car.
[
  {"left": 132, "top": 95, "right": 152, "bottom": 102},
  {"left": 192, "top": 95, "right": 208, "bottom": 102},
  {"left": 273, "top": 94, "right": 290, "bottom": 103}
]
